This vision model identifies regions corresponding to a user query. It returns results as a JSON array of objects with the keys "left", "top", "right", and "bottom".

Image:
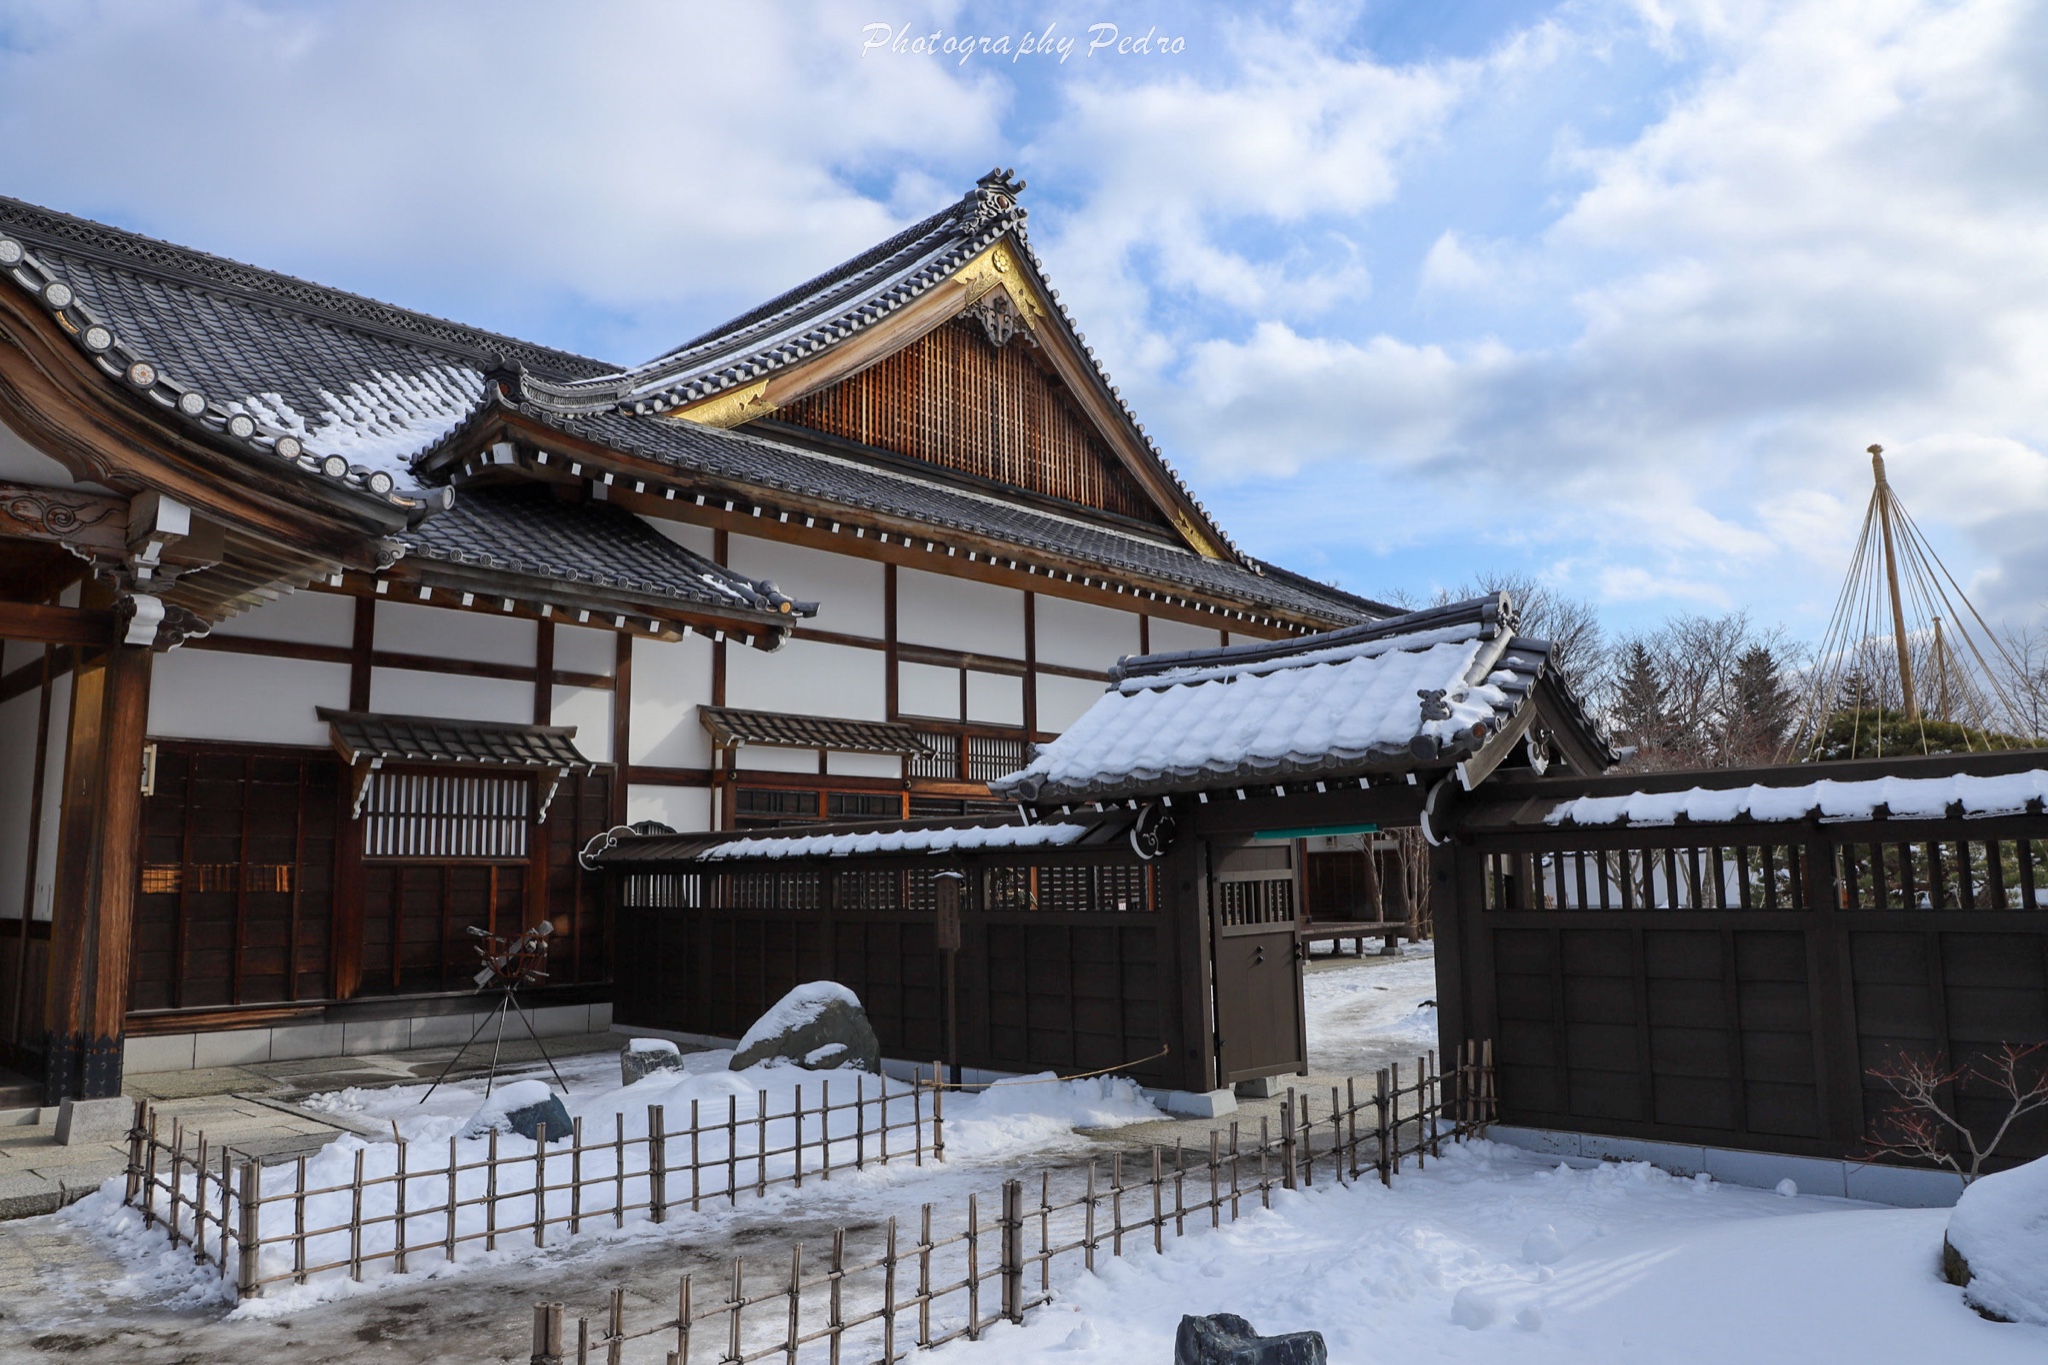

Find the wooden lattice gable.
[{"left": 511, "top": 171, "right": 1238, "bottom": 561}]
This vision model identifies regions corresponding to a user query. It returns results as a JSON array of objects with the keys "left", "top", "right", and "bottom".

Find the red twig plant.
[{"left": 1864, "top": 1042, "right": 2048, "bottom": 1184}]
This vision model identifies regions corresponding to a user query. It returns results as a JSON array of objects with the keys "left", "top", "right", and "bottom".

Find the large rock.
[
  {"left": 1175, "top": 1314, "right": 1327, "bottom": 1365},
  {"left": 622, "top": 1037, "right": 686, "bottom": 1086},
  {"left": 1945, "top": 1153, "right": 2048, "bottom": 1325},
  {"left": 730, "top": 982, "right": 881, "bottom": 1074},
  {"left": 462, "top": 1079, "right": 573, "bottom": 1144}
]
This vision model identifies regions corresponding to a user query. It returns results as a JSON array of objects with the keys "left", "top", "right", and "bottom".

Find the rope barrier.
[{"left": 921, "top": 1044, "right": 1171, "bottom": 1091}]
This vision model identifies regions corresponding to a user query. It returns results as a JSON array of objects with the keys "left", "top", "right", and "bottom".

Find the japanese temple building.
[{"left": 0, "top": 171, "right": 1382, "bottom": 1102}]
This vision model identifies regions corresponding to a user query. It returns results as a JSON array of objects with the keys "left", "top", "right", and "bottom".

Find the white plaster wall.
[
  {"left": 371, "top": 667, "right": 531, "bottom": 725},
  {"left": 629, "top": 634, "right": 713, "bottom": 769},
  {"left": 151, "top": 649, "right": 348, "bottom": 746},
  {"left": 729, "top": 535, "right": 885, "bottom": 639},
  {"left": 211, "top": 589, "right": 357, "bottom": 647},
  {"left": 734, "top": 746, "right": 817, "bottom": 774},
  {"left": 554, "top": 624, "right": 618, "bottom": 677},
  {"left": 727, "top": 638, "right": 885, "bottom": 721},
  {"left": 1148, "top": 617, "right": 1224, "bottom": 655},
  {"left": 1036, "top": 673, "right": 1108, "bottom": 734},
  {"left": 965, "top": 670, "right": 1023, "bottom": 727},
  {"left": 376, "top": 599, "right": 536, "bottom": 667},
  {"left": 551, "top": 685, "right": 612, "bottom": 763},
  {"left": 645, "top": 517, "right": 716, "bottom": 558},
  {"left": 0, "top": 689, "right": 38, "bottom": 918},
  {"left": 898, "top": 661, "right": 960, "bottom": 721},
  {"left": 627, "top": 784, "right": 711, "bottom": 832},
  {"left": 1034, "top": 595, "right": 1140, "bottom": 671},
  {"left": 827, "top": 752, "right": 902, "bottom": 779},
  {"left": 897, "top": 569, "right": 1024, "bottom": 658},
  {"left": 0, "top": 410, "right": 78, "bottom": 485},
  {"left": 30, "top": 670, "right": 68, "bottom": 919}
]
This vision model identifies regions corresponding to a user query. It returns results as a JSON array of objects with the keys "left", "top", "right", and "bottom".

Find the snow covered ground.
[
  {"left": 1302, "top": 942, "right": 1441, "bottom": 1079},
  {"left": 935, "top": 1143, "right": 2044, "bottom": 1363}
]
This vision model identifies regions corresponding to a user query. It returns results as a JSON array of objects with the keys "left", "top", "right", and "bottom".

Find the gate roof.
[{"left": 990, "top": 594, "right": 1611, "bottom": 806}]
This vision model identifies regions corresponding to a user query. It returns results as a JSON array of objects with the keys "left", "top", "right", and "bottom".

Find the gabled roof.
[
  {"left": 506, "top": 171, "right": 1241, "bottom": 564},
  {"left": 990, "top": 595, "right": 1615, "bottom": 805},
  {"left": 401, "top": 482, "right": 811, "bottom": 624}
]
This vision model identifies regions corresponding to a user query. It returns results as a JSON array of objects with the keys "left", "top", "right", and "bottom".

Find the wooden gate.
[{"left": 1208, "top": 839, "right": 1306, "bottom": 1087}]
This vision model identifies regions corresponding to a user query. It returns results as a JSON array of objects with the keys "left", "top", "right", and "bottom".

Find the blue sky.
[{"left": 3, "top": 0, "right": 2044, "bottom": 643}]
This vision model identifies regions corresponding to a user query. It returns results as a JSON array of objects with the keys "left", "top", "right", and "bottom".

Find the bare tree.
[{"left": 1863, "top": 1042, "right": 2048, "bottom": 1183}]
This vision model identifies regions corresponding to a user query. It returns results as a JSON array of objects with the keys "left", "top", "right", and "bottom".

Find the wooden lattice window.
[
  {"left": 985, "top": 862, "right": 1154, "bottom": 913},
  {"left": 1217, "top": 877, "right": 1296, "bottom": 927},
  {"left": 362, "top": 771, "right": 530, "bottom": 859}
]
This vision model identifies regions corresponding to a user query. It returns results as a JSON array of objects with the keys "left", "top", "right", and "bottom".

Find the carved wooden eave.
[
  {"left": 0, "top": 281, "right": 420, "bottom": 633},
  {"left": 660, "top": 238, "right": 1230, "bottom": 563}
]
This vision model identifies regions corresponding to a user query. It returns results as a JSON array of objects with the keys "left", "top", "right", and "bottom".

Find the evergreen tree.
[
  {"left": 1730, "top": 644, "right": 1798, "bottom": 758},
  {"left": 1612, "top": 642, "right": 1667, "bottom": 753}
]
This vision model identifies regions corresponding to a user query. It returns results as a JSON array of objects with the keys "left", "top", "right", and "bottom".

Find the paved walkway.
[{"left": 0, "top": 1031, "right": 622, "bottom": 1219}]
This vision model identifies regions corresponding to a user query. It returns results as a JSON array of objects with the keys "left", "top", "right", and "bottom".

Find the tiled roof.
[
  {"left": 697, "top": 706, "right": 932, "bottom": 756},
  {"left": 318, "top": 707, "right": 595, "bottom": 770},
  {"left": 509, "top": 404, "right": 1384, "bottom": 625},
  {"left": 0, "top": 188, "right": 1383, "bottom": 629},
  {"left": 0, "top": 195, "right": 600, "bottom": 507},
  {"left": 990, "top": 596, "right": 1614, "bottom": 804},
  {"left": 403, "top": 483, "right": 811, "bottom": 620}
]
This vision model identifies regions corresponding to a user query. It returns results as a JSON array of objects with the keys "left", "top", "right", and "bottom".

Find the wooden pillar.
[{"left": 40, "top": 604, "right": 152, "bottom": 1103}]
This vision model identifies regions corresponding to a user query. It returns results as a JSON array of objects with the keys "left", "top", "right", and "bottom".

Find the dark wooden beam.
[{"left": 0, "top": 599, "right": 116, "bottom": 646}]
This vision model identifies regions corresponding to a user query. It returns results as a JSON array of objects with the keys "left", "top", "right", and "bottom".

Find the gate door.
[{"left": 1209, "top": 839, "right": 1306, "bottom": 1086}]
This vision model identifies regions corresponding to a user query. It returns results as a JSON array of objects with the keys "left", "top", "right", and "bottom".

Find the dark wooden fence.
[
  {"left": 1436, "top": 752, "right": 2048, "bottom": 1170},
  {"left": 608, "top": 830, "right": 1202, "bottom": 1093}
]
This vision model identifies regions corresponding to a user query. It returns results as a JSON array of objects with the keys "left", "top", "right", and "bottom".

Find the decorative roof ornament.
[
  {"left": 964, "top": 287, "right": 1034, "bottom": 349},
  {"left": 960, "top": 167, "right": 1027, "bottom": 235}
]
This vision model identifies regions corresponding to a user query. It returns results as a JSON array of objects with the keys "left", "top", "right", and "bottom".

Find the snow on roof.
[
  {"left": 1543, "top": 768, "right": 2048, "bottom": 827},
  {"left": 992, "top": 596, "right": 1557, "bottom": 804},
  {"left": 696, "top": 822, "right": 1087, "bottom": 862},
  {"left": 226, "top": 364, "right": 485, "bottom": 489}
]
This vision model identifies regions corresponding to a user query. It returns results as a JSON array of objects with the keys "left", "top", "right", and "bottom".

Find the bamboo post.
[
  {"left": 1281, "top": 1089, "right": 1298, "bottom": 1192},
  {"left": 728, "top": 1257, "right": 744, "bottom": 1365},
  {"left": 607, "top": 1286, "right": 625, "bottom": 1365},
  {"left": 1173, "top": 1139, "right": 1186, "bottom": 1234},
  {"left": 532, "top": 1301, "right": 565, "bottom": 1365},
  {"left": 144, "top": 1108, "right": 159, "bottom": 1229},
  {"left": 1209, "top": 1131, "right": 1221, "bottom": 1227},
  {"left": 1429, "top": 1048, "right": 1442, "bottom": 1158},
  {"left": 395, "top": 1137, "right": 409, "bottom": 1273},
  {"left": 124, "top": 1100, "right": 145, "bottom": 1203},
  {"left": 918, "top": 1205, "right": 933, "bottom": 1347},
  {"left": 1150, "top": 1147, "right": 1163, "bottom": 1254},
  {"left": 1000, "top": 1180, "right": 1024, "bottom": 1323},
  {"left": 1331, "top": 1086, "right": 1345, "bottom": 1185},
  {"left": 1084, "top": 1161, "right": 1098, "bottom": 1270},
  {"left": 350, "top": 1147, "right": 365, "bottom": 1280},
  {"left": 727, "top": 1096, "right": 739, "bottom": 1206},
  {"left": 793, "top": 1084, "right": 803, "bottom": 1191},
  {"left": 487, "top": 1129, "right": 501, "bottom": 1251},
  {"left": 1229, "top": 1121, "right": 1242, "bottom": 1218},
  {"left": 784, "top": 1242, "right": 801, "bottom": 1365},
  {"left": 169, "top": 1118, "right": 184, "bottom": 1244},
  {"left": 649, "top": 1105, "right": 667, "bottom": 1224},
  {"left": 1259, "top": 1116, "right": 1271, "bottom": 1209},
  {"left": 615, "top": 1113, "right": 626, "bottom": 1228},
  {"left": 236, "top": 1158, "right": 261, "bottom": 1299},
  {"left": 1347, "top": 1077, "right": 1360, "bottom": 1179},
  {"left": 689, "top": 1101, "right": 700, "bottom": 1212},
  {"left": 1376, "top": 1068, "right": 1391, "bottom": 1185},
  {"left": 966, "top": 1193, "right": 981, "bottom": 1338},
  {"left": 821, "top": 1079, "right": 830, "bottom": 1182},
  {"left": 1111, "top": 1151, "right": 1124, "bottom": 1255},
  {"left": 217, "top": 1146, "right": 232, "bottom": 1271},
  {"left": 576, "top": 1315, "right": 590, "bottom": 1365},
  {"left": 677, "top": 1273, "right": 693, "bottom": 1365},
  {"left": 932, "top": 1062, "right": 944, "bottom": 1163},
  {"left": 855, "top": 1075, "right": 867, "bottom": 1169},
  {"left": 447, "top": 1135, "right": 460, "bottom": 1260},
  {"left": 1415, "top": 1054, "right": 1428, "bottom": 1169},
  {"left": 571, "top": 1116, "right": 584, "bottom": 1234},
  {"left": 912, "top": 1076, "right": 922, "bottom": 1169},
  {"left": 828, "top": 1227, "right": 845, "bottom": 1356},
  {"left": 194, "top": 1133, "right": 209, "bottom": 1264},
  {"left": 1389, "top": 1063, "right": 1401, "bottom": 1177},
  {"left": 535, "top": 1124, "right": 549, "bottom": 1248},
  {"left": 883, "top": 1216, "right": 899, "bottom": 1362}
]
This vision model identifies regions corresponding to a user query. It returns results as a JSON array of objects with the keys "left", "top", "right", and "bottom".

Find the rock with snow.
[
  {"left": 730, "top": 982, "right": 880, "bottom": 1074},
  {"left": 621, "top": 1037, "right": 685, "bottom": 1086},
  {"left": 1174, "top": 1313, "right": 1326, "bottom": 1365},
  {"left": 461, "top": 1080, "right": 572, "bottom": 1143},
  {"left": 1945, "top": 1154, "right": 2048, "bottom": 1325}
]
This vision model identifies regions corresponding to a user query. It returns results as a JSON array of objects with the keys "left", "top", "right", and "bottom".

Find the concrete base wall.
[
  {"left": 124, "top": 1002, "right": 615, "bottom": 1075},
  {"left": 1487, "top": 1124, "right": 1965, "bottom": 1209}
]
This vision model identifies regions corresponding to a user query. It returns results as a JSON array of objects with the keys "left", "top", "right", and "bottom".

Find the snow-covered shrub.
[{"left": 1945, "top": 1152, "right": 2048, "bottom": 1325}]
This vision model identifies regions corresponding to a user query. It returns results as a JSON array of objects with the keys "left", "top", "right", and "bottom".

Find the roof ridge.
[{"left": 0, "top": 194, "right": 615, "bottom": 380}]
